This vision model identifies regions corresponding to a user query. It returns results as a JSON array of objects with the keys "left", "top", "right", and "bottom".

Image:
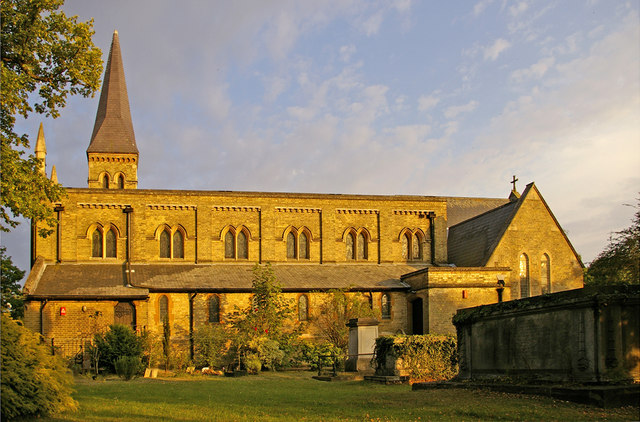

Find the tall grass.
[{"left": 42, "top": 372, "right": 637, "bottom": 421}]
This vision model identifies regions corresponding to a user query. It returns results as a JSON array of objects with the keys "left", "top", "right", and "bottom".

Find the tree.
[
  {"left": 312, "top": 289, "right": 379, "bottom": 351},
  {"left": 1, "top": 314, "right": 77, "bottom": 418},
  {"left": 587, "top": 198, "right": 640, "bottom": 285},
  {"left": 1, "top": 0, "right": 102, "bottom": 236},
  {"left": 0, "top": 246, "right": 25, "bottom": 318}
]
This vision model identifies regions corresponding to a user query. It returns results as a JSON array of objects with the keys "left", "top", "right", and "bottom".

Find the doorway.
[
  {"left": 411, "top": 298, "right": 423, "bottom": 335},
  {"left": 114, "top": 302, "right": 136, "bottom": 329}
]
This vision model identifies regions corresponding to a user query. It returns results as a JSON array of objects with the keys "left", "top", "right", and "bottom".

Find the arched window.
[
  {"left": 237, "top": 231, "right": 248, "bottom": 259},
  {"left": 159, "top": 295, "right": 169, "bottom": 323},
  {"left": 299, "top": 232, "right": 308, "bottom": 260},
  {"left": 225, "top": 231, "right": 235, "bottom": 259},
  {"left": 105, "top": 228, "right": 117, "bottom": 258},
  {"left": 541, "top": 254, "right": 551, "bottom": 294},
  {"left": 209, "top": 295, "right": 220, "bottom": 323},
  {"left": 381, "top": 293, "right": 391, "bottom": 319},
  {"left": 402, "top": 233, "right": 410, "bottom": 259},
  {"left": 298, "top": 295, "right": 309, "bottom": 321},
  {"left": 117, "top": 174, "right": 125, "bottom": 189},
  {"left": 357, "top": 232, "right": 367, "bottom": 260},
  {"left": 346, "top": 232, "right": 355, "bottom": 260},
  {"left": 92, "top": 229, "right": 103, "bottom": 258},
  {"left": 287, "top": 232, "right": 296, "bottom": 259},
  {"left": 102, "top": 174, "right": 109, "bottom": 189},
  {"left": 519, "top": 254, "right": 530, "bottom": 298},
  {"left": 412, "top": 233, "right": 422, "bottom": 260},
  {"left": 160, "top": 229, "right": 171, "bottom": 258},
  {"left": 173, "top": 230, "right": 184, "bottom": 259}
]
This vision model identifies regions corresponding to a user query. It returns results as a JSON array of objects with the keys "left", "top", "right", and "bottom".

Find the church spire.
[
  {"left": 86, "top": 31, "right": 139, "bottom": 189},
  {"left": 87, "top": 30, "right": 138, "bottom": 154},
  {"left": 35, "top": 122, "right": 46, "bottom": 175}
]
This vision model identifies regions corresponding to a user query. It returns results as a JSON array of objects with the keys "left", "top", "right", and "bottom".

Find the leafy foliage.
[
  {"left": 93, "top": 324, "right": 144, "bottom": 374},
  {"left": 300, "top": 341, "right": 344, "bottom": 372},
  {"left": 1, "top": 314, "right": 77, "bottom": 418},
  {"left": 312, "top": 289, "right": 379, "bottom": 351},
  {"left": 1, "top": 0, "right": 102, "bottom": 234},
  {"left": 587, "top": 198, "right": 640, "bottom": 285},
  {"left": 192, "top": 324, "right": 232, "bottom": 369},
  {"left": 114, "top": 356, "right": 143, "bottom": 381},
  {"left": 0, "top": 246, "right": 25, "bottom": 318},
  {"left": 227, "top": 263, "right": 296, "bottom": 371},
  {"left": 373, "top": 334, "right": 458, "bottom": 382}
]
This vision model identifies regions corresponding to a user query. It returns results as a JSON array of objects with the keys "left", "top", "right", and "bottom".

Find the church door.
[
  {"left": 411, "top": 298, "right": 424, "bottom": 335},
  {"left": 114, "top": 302, "right": 136, "bottom": 329}
]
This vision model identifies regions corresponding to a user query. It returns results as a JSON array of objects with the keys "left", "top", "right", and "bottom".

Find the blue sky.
[{"left": 3, "top": 0, "right": 639, "bottom": 275}]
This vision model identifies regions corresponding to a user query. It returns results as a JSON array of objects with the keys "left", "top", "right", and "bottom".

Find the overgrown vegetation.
[
  {"left": 1, "top": 314, "right": 77, "bottom": 418},
  {"left": 312, "top": 289, "right": 379, "bottom": 351},
  {"left": 373, "top": 334, "right": 458, "bottom": 382},
  {"left": 225, "top": 263, "right": 299, "bottom": 372},
  {"left": 586, "top": 198, "right": 639, "bottom": 285}
]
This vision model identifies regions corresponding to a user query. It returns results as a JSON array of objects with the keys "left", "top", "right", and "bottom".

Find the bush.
[
  {"left": 301, "top": 341, "right": 344, "bottom": 372},
  {"left": 373, "top": 334, "right": 458, "bottom": 382},
  {"left": 94, "top": 324, "right": 144, "bottom": 373},
  {"left": 1, "top": 314, "right": 77, "bottom": 418},
  {"left": 193, "top": 324, "right": 231, "bottom": 369},
  {"left": 114, "top": 356, "right": 143, "bottom": 380}
]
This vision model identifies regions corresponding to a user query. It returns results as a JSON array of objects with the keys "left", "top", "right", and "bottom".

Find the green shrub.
[
  {"left": 193, "top": 324, "right": 231, "bottom": 369},
  {"left": 244, "top": 353, "right": 262, "bottom": 373},
  {"left": 301, "top": 341, "right": 344, "bottom": 371},
  {"left": 94, "top": 324, "right": 144, "bottom": 373},
  {"left": 249, "top": 337, "right": 284, "bottom": 371},
  {"left": 1, "top": 314, "right": 77, "bottom": 418},
  {"left": 373, "top": 334, "right": 458, "bottom": 382},
  {"left": 114, "top": 356, "right": 143, "bottom": 380}
]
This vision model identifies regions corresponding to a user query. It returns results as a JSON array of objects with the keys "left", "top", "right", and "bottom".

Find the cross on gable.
[{"left": 511, "top": 175, "right": 519, "bottom": 191}]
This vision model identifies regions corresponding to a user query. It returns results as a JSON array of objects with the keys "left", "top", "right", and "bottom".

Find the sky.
[{"left": 2, "top": 0, "right": 639, "bottom": 277}]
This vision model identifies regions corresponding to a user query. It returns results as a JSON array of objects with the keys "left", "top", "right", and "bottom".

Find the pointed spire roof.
[
  {"left": 87, "top": 31, "right": 138, "bottom": 154},
  {"left": 35, "top": 122, "right": 46, "bottom": 154},
  {"left": 50, "top": 165, "right": 58, "bottom": 183}
]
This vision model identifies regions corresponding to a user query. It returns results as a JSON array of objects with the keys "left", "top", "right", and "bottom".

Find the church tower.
[{"left": 87, "top": 31, "right": 139, "bottom": 189}]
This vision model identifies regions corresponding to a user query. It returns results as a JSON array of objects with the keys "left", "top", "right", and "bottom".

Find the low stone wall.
[{"left": 454, "top": 285, "right": 640, "bottom": 383}]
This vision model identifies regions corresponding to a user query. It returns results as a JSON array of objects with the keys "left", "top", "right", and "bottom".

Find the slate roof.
[
  {"left": 87, "top": 31, "right": 138, "bottom": 155},
  {"left": 25, "top": 262, "right": 418, "bottom": 299},
  {"left": 446, "top": 197, "right": 509, "bottom": 227},
  {"left": 447, "top": 192, "right": 524, "bottom": 267}
]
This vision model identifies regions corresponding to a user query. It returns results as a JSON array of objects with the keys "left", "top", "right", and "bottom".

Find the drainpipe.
[
  {"left": 123, "top": 206, "right": 134, "bottom": 287},
  {"left": 428, "top": 212, "right": 436, "bottom": 264},
  {"left": 258, "top": 209, "right": 262, "bottom": 264},
  {"left": 189, "top": 293, "right": 197, "bottom": 360},
  {"left": 54, "top": 206, "right": 64, "bottom": 262},
  {"left": 319, "top": 210, "right": 323, "bottom": 264},
  {"left": 39, "top": 299, "right": 48, "bottom": 336},
  {"left": 194, "top": 208, "right": 198, "bottom": 264},
  {"left": 377, "top": 212, "right": 381, "bottom": 264}
]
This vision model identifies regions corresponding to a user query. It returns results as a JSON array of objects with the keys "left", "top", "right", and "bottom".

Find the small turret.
[
  {"left": 50, "top": 165, "right": 58, "bottom": 184},
  {"left": 35, "top": 123, "right": 46, "bottom": 175}
]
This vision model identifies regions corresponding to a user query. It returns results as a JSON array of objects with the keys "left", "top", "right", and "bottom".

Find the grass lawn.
[{"left": 42, "top": 372, "right": 638, "bottom": 421}]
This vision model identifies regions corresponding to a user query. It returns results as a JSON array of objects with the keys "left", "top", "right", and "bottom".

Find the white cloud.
[
  {"left": 359, "top": 10, "right": 384, "bottom": 36},
  {"left": 418, "top": 93, "right": 440, "bottom": 112},
  {"left": 509, "top": 1, "right": 529, "bottom": 17},
  {"left": 484, "top": 38, "right": 511, "bottom": 61},
  {"left": 510, "top": 57, "right": 555, "bottom": 83},
  {"left": 339, "top": 44, "right": 357, "bottom": 62},
  {"left": 473, "top": 0, "right": 494, "bottom": 16},
  {"left": 444, "top": 100, "right": 478, "bottom": 119}
]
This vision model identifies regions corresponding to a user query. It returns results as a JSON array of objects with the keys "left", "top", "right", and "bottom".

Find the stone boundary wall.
[{"left": 453, "top": 285, "right": 639, "bottom": 383}]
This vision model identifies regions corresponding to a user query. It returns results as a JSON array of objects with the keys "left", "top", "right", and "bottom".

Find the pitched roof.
[
  {"left": 87, "top": 31, "right": 138, "bottom": 155},
  {"left": 24, "top": 262, "right": 417, "bottom": 299},
  {"left": 447, "top": 189, "right": 525, "bottom": 267},
  {"left": 446, "top": 197, "right": 509, "bottom": 227}
]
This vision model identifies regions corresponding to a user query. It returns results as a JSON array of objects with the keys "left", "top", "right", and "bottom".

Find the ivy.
[{"left": 373, "top": 334, "right": 458, "bottom": 382}]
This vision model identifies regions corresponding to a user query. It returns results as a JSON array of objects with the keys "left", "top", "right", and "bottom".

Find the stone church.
[{"left": 23, "top": 32, "right": 584, "bottom": 353}]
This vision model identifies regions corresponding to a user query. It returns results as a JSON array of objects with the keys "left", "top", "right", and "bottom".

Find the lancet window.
[
  {"left": 223, "top": 226, "right": 249, "bottom": 260},
  {"left": 91, "top": 225, "right": 118, "bottom": 259}
]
